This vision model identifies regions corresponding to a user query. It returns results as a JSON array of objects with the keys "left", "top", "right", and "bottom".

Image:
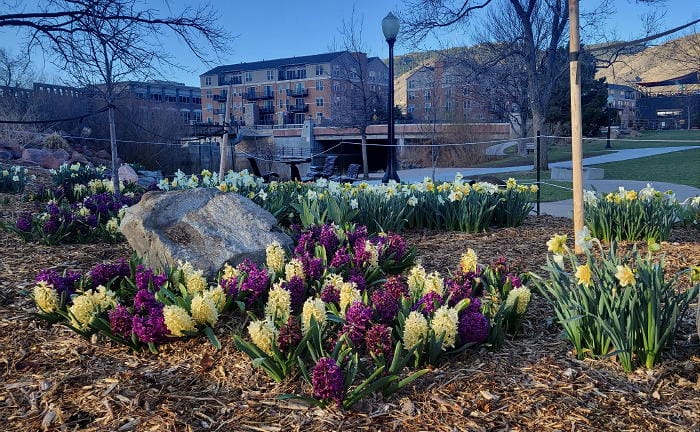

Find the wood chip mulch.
[{"left": 1, "top": 189, "right": 700, "bottom": 432}]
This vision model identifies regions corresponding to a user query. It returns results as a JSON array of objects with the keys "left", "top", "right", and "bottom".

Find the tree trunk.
[
  {"left": 219, "top": 85, "right": 233, "bottom": 178},
  {"left": 360, "top": 129, "right": 369, "bottom": 180},
  {"left": 532, "top": 108, "right": 548, "bottom": 170},
  {"left": 108, "top": 104, "right": 120, "bottom": 197}
]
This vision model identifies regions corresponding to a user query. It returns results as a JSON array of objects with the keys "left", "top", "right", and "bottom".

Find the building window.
[
  {"left": 464, "top": 100, "right": 471, "bottom": 109},
  {"left": 333, "top": 65, "right": 340, "bottom": 77},
  {"left": 408, "top": 104, "right": 415, "bottom": 114},
  {"left": 333, "top": 82, "right": 341, "bottom": 92},
  {"left": 445, "top": 100, "right": 452, "bottom": 111},
  {"left": 279, "top": 98, "right": 286, "bottom": 108},
  {"left": 369, "top": 71, "right": 376, "bottom": 83},
  {"left": 316, "top": 112, "right": 323, "bottom": 121},
  {"left": 316, "top": 80, "right": 324, "bottom": 91},
  {"left": 297, "top": 68, "right": 307, "bottom": 79},
  {"left": 424, "top": 91, "right": 431, "bottom": 101},
  {"left": 267, "top": 70, "right": 274, "bottom": 81},
  {"left": 316, "top": 65, "right": 324, "bottom": 76},
  {"left": 408, "top": 91, "right": 415, "bottom": 101},
  {"left": 205, "top": 76, "right": 212, "bottom": 86},
  {"left": 206, "top": 90, "right": 212, "bottom": 99},
  {"left": 316, "top": 97, "right": 324, "bottom": 107},
  {"left": 408, "top": 80, "right": 415, "bottom": 89},
  {"left": 265, "top": 85, "right": 273, "bottom": 96},
  {"left": 245, "top": 72, "right": 252, "bottom": 82},
  {"left": 425, "top": 102, "right": 431, "bottom": 110},
  {"left": 206, "top": 103, "right": 213, "bottom": 111},
  {"left": 194, "top": 111, "right": 202, "bottom": 122}
]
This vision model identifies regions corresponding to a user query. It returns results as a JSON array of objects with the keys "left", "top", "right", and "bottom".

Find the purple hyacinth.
[
  {"left": 133, "top": 289, "right": 161, "bottom": 315},
  {"left": 414, "top": 291, "right": 443, "bottom": 316},
  {"left": 365, "top": 324, "right": 394, "bottom": 361},
  {"left": 277, "top": 317, "right": 302, "bottom": 353},
  {"left": 46, "top": 203, "right": 61, "bottom": 216},
  {"left": 220, "top": 276, "right": 240, "bottom": 298},
  {"left": 16, "top": 215, "right": 32, "bottom": 232},
  {"left": 293, "top": 231, "right": 315, "bottom": 256},
  {"left": 301, "top": 255, "right": 323, "bottom": 280},
  {"left": 383, "top": 275, "right": 409, "bottom": 298},
  {"left": 36, "top": 268, "right": 81, "bottom": 297},
  {"left": 506, "top": 273, "right": 522, "bottom": 288},
  {"left": 347, "top": 225, "right": 368, "bottom": 247},
  {"left": 371, "top": 288, "right": 401, "bottom": 324},
  {"left": 312, "top": 357, "right": 345, "bottom": 405},
  {"left": 330, "top": 249, "right": 351, "bottom": 268},
  {"left": 108, "top": 305, "right": 133, "bottom": 338},
  {"left": 283, "top": 275, "right": 306, "bottom": 312},
  {"left": 343, "top": 301, "right": 374, "bottom": 347},
  {"left": 458, "top": 311, "right": 490, "bottom": 344},
  {"left": 89, "top": 259, "right": 131, "bottom": 287},
  {"left": 446, "top": 279, "right": 472, "bottom": 307},
  {"left": 42, "top": 216, "right": 61, "bottom": 234},
  {"left": 135, "top": 266, "right": 167, "bottom": 291},
  {"left": 238, "top": 259, "right": 270, "bottom": 304},
  {"left": 132, "top": 309, "right": 167, "bottom": 343},
  {"left": 352, "top": 238, "right": 372, "bottom": 267},
  {"left": 318, "top": 224, "right": 339, "bottom": 255},
  {"left": 468, "top": 297, "right": 482, "bottom": 314},
  {"left": 383, "top": 233, "right": 407, "bottom": 260},
  {"left": 320, "top": 284, "right": 340, "bottom": 304},
  {"left": 348, "top": 269, "right": 366, "bottom": 292}
]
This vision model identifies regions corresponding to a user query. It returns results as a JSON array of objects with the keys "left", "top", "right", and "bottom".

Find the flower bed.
[{"left": 0, "top": 165, "right": 30, "bottom": 194}]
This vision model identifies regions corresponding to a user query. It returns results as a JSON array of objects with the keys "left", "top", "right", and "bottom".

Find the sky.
[{"left": 0, "top": 0, "right": 698, "bottom": 87}]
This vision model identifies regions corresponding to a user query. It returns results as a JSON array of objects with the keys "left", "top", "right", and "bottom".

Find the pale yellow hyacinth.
[
  {"left": 265, "top": 284, "right": 292, "bottom": 324},
  {"left": 339, "top": 281, "right": 361, "bottom": 316},
  {"left": 546, "top": 234, "right": 568, "bottom": 255},
  {"left": 185, "top": 270, "right": 207, "bottom": 294},
  {"left": 301, "top": 297, "right": 327, "bottom": 334},
  {"left": 431, "top": 306, "right": 459, "bottom": 350},
  {"left": 248, "top": 319, "right": 277, "bottom": 356},
  {"left": 459, "top": 249, "right": 478, "bottom": 274},
  {"left": 222, "top": 263, "right": 240, "bottom": 280},
  {"left": 575, "top": 264, "right": 593, "bottom": 287},
  {"left": 191, "top": 294, "right": 219, "bottom": 326},
  {"left": 407, "top": 264, "right": 427, "bottom": 296},
  {"left": 204, "top": 286, "right": 227, "bottom": 312},
  {"left": 423, "top": 271, "right": 445, "bottom": 296},
  {"left": 402, "top": 311, "right": 429, "bottom": 350},
  {"left": 505, "top": 287, "right": 531, "bottom": 315},
  {"left": 163, "top": 305, "right": 197, "bottom": 336},
  {"left": 285, "top": 258, "right": 305, "bottom": 281},
  {"left": 34, "top": 281, "right": 59, "bottom": 313},
  {"left": 615, "top": 265, "right": 635, "bottom": 287},
  {"left": 266, "top": 242, "right": 286, "bottom": 274}
]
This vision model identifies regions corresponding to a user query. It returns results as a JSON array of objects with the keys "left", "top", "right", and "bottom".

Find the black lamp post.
[
  {"left": 382, "top": 12, "right": 400, "bottom": 183},
  {"left": 606, "top": 95, "right": 614, "bottom": 149}
]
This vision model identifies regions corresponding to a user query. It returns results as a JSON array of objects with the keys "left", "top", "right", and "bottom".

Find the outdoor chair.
[
  {"left": 303, "top": 155, "right": 337, "bottom": 181},
  {"left": 247, "top": 157, "right": 279, "bottom": 182},
  {"left": 331, "top": 163, "right": 361, "bottom": 184}
]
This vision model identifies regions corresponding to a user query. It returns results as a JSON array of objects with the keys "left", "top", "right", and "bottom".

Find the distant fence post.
[{"left": 535, "top": 131, "right": 542, "bottom": 216}]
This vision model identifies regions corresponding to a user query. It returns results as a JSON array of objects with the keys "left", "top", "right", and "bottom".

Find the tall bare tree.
[
  {"left": 1, "top": 0, "right": 228, "bottom": 193},
  {"left": 0, "top": 48, "right": 34, "bottom": 88}
]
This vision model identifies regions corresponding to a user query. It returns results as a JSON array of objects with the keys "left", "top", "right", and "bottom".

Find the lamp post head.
[{"left": 382, "top": 12, "right": 400, "bottom": 42}]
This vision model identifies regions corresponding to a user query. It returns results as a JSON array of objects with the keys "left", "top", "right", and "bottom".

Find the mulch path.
[{"left": 1, "top": 188, "right": 699, "bottom": 431}]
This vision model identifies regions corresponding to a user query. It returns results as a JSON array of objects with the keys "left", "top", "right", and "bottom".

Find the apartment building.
[
  {"left": 200, "top": 51, "right": 388, "bottom": 126},
  {"left": 397, "top": 61, "right": 502, "bottom": 123}
]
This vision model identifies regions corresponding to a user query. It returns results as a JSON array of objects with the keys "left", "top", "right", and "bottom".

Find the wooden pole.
[
  {"left": 568, "top": 0, "right": 585, "bottom": 253},
  {"left": 219, "top": 84, "right": 233, "bottom": 179}
]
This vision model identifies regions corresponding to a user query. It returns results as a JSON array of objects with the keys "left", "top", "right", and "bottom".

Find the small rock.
[{"left": 118, "top": 164, "right": 138, "bottom": 184}]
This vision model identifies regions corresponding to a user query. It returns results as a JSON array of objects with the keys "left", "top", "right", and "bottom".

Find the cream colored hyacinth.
[
  {"left": 105, "top": 217, "right": 120, "bottom": 234},
  {"left": 402, "top": 311, "right": 429, "bottom": 350},
  {"left": 431, "top": 306, "right": 459, "bottom": 350},
  {"left": 285, "top": 258, "right": 305, "bottom": 281},
  {"left": 266, "top": 242, "right": 286, "bottom": 274},
  {"left": 191, "top": 293, "right": 219, "bottom": 326},
  {"left": 364, "top": 241, "right": 379, "bottom": 268},
  {"left": 34, "top": 281, "right": 59, "bottom": 313},
  {"left": 407, "top": 264, "right": 427, "bottom": 296},
  {"left": 222, "top": 263, "right": 240, "bottom": 280},
  {"left": 180, "top": 262, "right": 207, "bottom": 294},
  {"left": 505, "top": 287, "right": 531, "bottom": 315},
  {"left": 248, "top": 319, "right": 277, "bottom": 356},
  {"left": 324, "top": 273, "right": 344, "bottom": 288},
  {"left": 459, "top": 249, "right": 478, "bottom": 274},
  {"left": 339, "top": 281, "right": 361, "bottom": 316},
  {"left": 423, "top": 271, "right": 445, "bottom": 296},
  {"left": 163, "top": 305, "right": 197, "bottom": 336},
  {"left": 204, "top": 286, "right": 227, "bottom": 312},
  {"left": 265, "top": 283, "right": 292, "bottom": 324},
  {"left": 301, "top": 297, "right": 327, "bottom": 334},
  {"left": 68, "top": 286, "right": 116, "bottom": 330}
]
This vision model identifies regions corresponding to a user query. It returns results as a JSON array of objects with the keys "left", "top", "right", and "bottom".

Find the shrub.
[
  {"left": 43, "top": 132, "right": 69, "bottom": 150},
  {"left": 534, "top": 232, "right": 699, "bottom": 371}
]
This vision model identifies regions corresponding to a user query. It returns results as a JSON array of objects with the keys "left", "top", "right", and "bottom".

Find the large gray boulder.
[{"left": 120, "top": 188, "right": 292, "bottom": 278}]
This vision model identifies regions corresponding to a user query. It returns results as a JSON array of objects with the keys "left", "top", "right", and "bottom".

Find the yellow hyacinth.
[
  {"left": 184, "top": 269, "right": 207, "bottom": 295},
  {"left": 222, "top": 263, "right": 240, "bottom": 280},
  {"left": 423, "top": 271, "right": 445, "bottom": 296},
  {"left": 505, "top": 287, "right": 531, "bottom": 315},
  {"left": 615, "top": 265, "right": 635, "bottom": 287},
  {"left": 575, "top": 264, "right": 593, "bottom": 287},
  {"left": 301, "top": 298, "right": 327, "bottom": 334},
  {"left": 430, "top": 306, "right": 459, "bottom": 350},
  {"left": 407, "top": 264, "right": 427, "bottom": 296},
  {"left": 218, "top": 183, "right": 228, "bottom": 192},
  {"left": 265, "top": 241, "right": 286, "bottom": 274},
  {"left": 191, "top": 294, "right": 219, "bottom": 326},
  {"left": 204, "top": 286, "right": 227, "bottom": 312},
  {"left": 459, "top": 249, "right": 478, "bottom": 274},
  {"left": 69, "top": 294, "right": 98, "bottom": 330},
  {"left": 248, "top": 319, "right": 277, "bottom": 356},
  {"left": 402, "top": 311, "right": 429, "bottom": 350},
  {"left": 34, "top": 281, "right": 59, "bottom": 313},
  {"left": 265, "top": 284, "right": 292, "bottom": 324},
  {"left": 163, "top": 305, "right": 197, "bottom": 336},
  {"left": 285, "top": 258, "right": 305, "bottom": 281},
  {"left": 339, "top": 281, "right": 361, "bottom": 316},
  {"left": 546, "top": 234, "right": 568, "bottom": 255}
]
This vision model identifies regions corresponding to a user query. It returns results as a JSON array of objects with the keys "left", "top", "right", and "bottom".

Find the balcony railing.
[
  {"left": 288, "top": 104, "right": 309, "bottom": 113},
  {"left": 243, "top": 91, "right": 275, "bottom": 101},
  {"left": 259, "top": 106, "right": 275, "bottom": 114},
  {"left": 212, "top": 93, "right": 227, "bottom": 102},
  {"left": 213, "top": 109, "right": 224, "bottom": 115},
  {"left": 287, "top": 88, "right": 309, "bottom": 97}
]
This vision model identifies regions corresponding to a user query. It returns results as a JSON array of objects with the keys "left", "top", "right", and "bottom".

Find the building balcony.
[
  {"left": 259, "top": 106, "right": 275, "bottom": 114},
  {"left": 288, "top": 104, "right": 309, "bottom": 113},
  {"left": 213, "top": 109, "right": 224, "bottom": 115},
  {"left": 243, "top": 91, "right": 274, "bottom": 101},
  {"left": 287, "top": 88, "right": 309, "bottom": 98},
  {"left": 212, "top": 93, "right": 227, "bottom": 102}
]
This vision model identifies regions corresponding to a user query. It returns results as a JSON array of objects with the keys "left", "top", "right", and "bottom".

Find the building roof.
[
  {"left": 201, "top": 51, "right": 350, "bottom": 76},
  {"left": 636, "top": 71, "right": 700, "bottom": 87},
  {"left": 608, "top": 83, "right": 636, "bottom": 91}
]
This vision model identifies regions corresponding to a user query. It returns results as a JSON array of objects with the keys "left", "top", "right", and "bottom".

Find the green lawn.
[
  {"left": 500, "top": 171, "right": 573, "bottom": 202},
  {"left": 591, "top": 148, "right": 700, "bottom": 188}
]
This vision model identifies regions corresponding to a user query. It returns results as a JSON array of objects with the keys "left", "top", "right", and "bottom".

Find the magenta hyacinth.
[
  {"left": 320, "top": 284, "right": 340, "bottom": 304},
  {"left": 132, "top": 309, "right": 167, "bottom": 343},
  {"left": 89, "top": 259, "right": 130, "bottom": 288},
  {"left": 277, "top": 317, "right": 302, "bottom": 353},
  {"left": 283, "top": 275, "right": 306, "bottom": 311},
  {"left": 383, "top": 233, "right": 407, "bottom": 260},
  {"left": 108, "top": 304, "right": 133, "bottom": 338},
  {"left": 365, "top": 324, "right": 393, "bottom": 360},
  {"left": 311, "top": 357, "right": 345, "bottom": 405},
  {"left": 371, "top": 288, "right": 401, "bottom": 324},
  {"left": 414, "top": 291, "right": 443, "bottom": 316},
  {"left": 342, "top": 301, "right": 373, "bottom": 347},
  {"left": 446, "top": 279, "right": 472, "bottom": 307},
  {"left": 458, "top": 311, "right": 490, "bottom": 344},
  {"left": 330, "top": 249, "right": 351, "bottom": 268},
  {"left": 238, "top": 259, "right": 270, "bottom": 304}
]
